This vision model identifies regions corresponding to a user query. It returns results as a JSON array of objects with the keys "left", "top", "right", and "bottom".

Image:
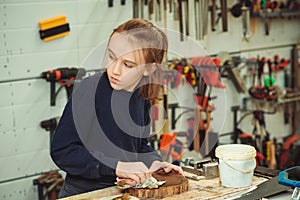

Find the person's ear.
[{"left": 143, "top": 63, "right": 157, "bottom": 76}]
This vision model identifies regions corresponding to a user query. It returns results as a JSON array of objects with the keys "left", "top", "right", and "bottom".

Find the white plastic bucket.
[{"left": 215, "top": 144, "right": 256, "bottom": 188}]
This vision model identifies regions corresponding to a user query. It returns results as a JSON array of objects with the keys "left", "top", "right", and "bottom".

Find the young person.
[{"left": 51, "top": 18, "right": 183, "bottom": 198}]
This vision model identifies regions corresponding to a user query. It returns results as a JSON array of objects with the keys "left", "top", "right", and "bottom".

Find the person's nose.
[{"left": 112, "top": 59, "right": 122, "bottom": 75}]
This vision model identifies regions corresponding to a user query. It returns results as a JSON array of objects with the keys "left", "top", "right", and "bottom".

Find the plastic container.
[{"left": 215, "top": 144, "right": 256, "bottom": 188}]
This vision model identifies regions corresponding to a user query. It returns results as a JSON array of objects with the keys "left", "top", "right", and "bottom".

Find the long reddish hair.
[{"left": 110, "top": 18, "right": 168, "bottom": 104}]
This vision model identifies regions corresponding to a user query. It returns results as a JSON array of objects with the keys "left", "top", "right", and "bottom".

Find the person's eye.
[
  {"left": 108, "top": 53, "right": 116, "bottom": 61},
  {"left": 124, "top": 62, "right": 134, "bottom": 68}
]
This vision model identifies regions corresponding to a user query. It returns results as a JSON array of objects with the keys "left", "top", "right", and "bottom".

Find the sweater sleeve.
[
  {"left": 137, "top": 101, "right": 162, "bottom": 168},
  {"left": 50, "top": 98, "right": 118, "bottom": 179},
  {"left": 138, "top": 137, "right": 162, "bottom": 168}
]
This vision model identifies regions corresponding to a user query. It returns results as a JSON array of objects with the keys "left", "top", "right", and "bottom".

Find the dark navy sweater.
[{"left": 50, "top": 72, "right": 161, "bottom": 193}]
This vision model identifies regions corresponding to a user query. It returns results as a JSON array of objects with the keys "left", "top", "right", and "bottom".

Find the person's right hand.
[{"left": 116, "top": 161, "right": 151, "bottom": 185}]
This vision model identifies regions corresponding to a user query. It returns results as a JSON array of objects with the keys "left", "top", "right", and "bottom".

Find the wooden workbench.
[{"left": 59, "top": 173, "right": 267, "bottom": 200}]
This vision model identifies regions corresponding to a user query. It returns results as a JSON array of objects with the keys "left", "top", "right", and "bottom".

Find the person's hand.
[
  {"left": 149, "top": 160, "right": 184, "bottom": 175},
  {"left": 116, "top": 161, "right": 151, "bottom": 185}
]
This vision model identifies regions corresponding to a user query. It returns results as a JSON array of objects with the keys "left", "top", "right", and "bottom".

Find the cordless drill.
[{"left": 41, "top": 67, "right": 86, "bottom": 106}]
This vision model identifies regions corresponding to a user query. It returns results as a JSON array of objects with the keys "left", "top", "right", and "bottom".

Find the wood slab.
[
  {"left": 123, "top": 171, "right": 188, "bottom": 198},
  {"left": 59, "top": 174, "right": 268, "bottom": 200}
]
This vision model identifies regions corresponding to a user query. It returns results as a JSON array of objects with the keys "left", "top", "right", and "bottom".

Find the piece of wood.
[
  {"left": 59, "top": 174, "right": 268, "bottom": 200},
  {"left": 123, "top": 171, "right": 188, "bottom": 198}
]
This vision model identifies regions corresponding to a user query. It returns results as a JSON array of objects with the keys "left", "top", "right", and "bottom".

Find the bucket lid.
[{"left": 215, "top": 144, "right": 256, "bottom": 161}]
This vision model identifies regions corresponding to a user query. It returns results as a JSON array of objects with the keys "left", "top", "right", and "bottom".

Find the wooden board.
[
  {"left": 59, "top": 173, "right": 267, "bottom": 200},
  {"left": 123, "top": 171, "right": 188, "bottom": 198}
]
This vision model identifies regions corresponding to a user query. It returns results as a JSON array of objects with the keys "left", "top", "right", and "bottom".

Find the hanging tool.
[
  {"left": 204, "top": 91, "right": 212, "bottom": 156},
  {"left": 141, "top": 0, "right": 144, "bottom": 18},
  {"left": 173, "top": 0, "right": 179, "bottom": 20},
  {"left": 251, "top": 0, "right": 259, "bottom": 34},
  {"left": 230, "top": 1, "right": 243, "bottom": 18},
  {"left": 160, "top": 132, "right": 184, "bottom": 162},
  {"left": 194, "top": 0, "right": 200, "bottom": 40},
  {"left": 191, "top": 56, "right": 225, "bottom": 89},
  {"left": 279, "top": 134, "right": 300, "bottom": 170},
  {"left": 218, "top": 51, "right": 247, "bottom": 93},
  {"left": 194, "top": 0, "right": 208, "bottom": 40},
  {"left": 184, "top": 0, "right": 189, "bottom": 36},
  {"left": 190, "top": 56, "right": 224, "bottom": 157},
  {"left": 162, "top": 77, "right": 169, "bottom": 134},
  {"left": 155, "top": 0, "right": 162, "bottom": 21},
  {"left": 191, "top": 56, "right": 208, "bottom": 153},
  {"left": 278, "top": 166, "right": 300, "bottom": 200},
  {"left": 220, "top": 0, "right": 228, "bottom": 32},
  {"left": 291, "top": 46, "right": 299, "bottom": 135},
  {"left": 148, "top": 0, "right": 154, "bottom": 19},
  {"left": 248, "top": 56, "right": 268, "bottom": 100},
  {"left": 33, "top": 170, "right": 64, "bottom": 200},
  {"left": 210, "top": 0, "right": 217, "bottom": 31},
  {"left": 41, "top": 67, "right": 86, "bottom": 106},
  {"left": 284, "top": 69, "right": 290, "bottom": 124},
  {"left": 177, "top": 0, "right": 190, "bottom": 41},
  {"left": 40, "top": 117, "right": 60, "bottom": 147},
  {"left": 177, "top": 0, "right": 184, "bottom": 41},
  {"left": 265, "top": 58, "right": 278, "bottom": 101},
  {"left": 168, "top": 0, "right": 172, "bottom": 12},
  {"left": 263, "top": 8, "right": 271, "bottom": 35},
  {"left": 163, "top": 0, "right": 167, "bottom": 27},
  {"left": 241, "top": 3, "right": 251, "bottom": 41},
  {"left": 108, "top": 0, "right": 113, "bottom": 7},
  {"left": 133, "top": 0, "right": 146, "bottom": 18},
  {"left": 133, "top": 0, "right": 140, "bottom": 18},
  {"left": 203, "top": 0, "right": 208, "bottom": 36},
  {"left": 108, "top": 0, "right": 126, "bottom": 7}
]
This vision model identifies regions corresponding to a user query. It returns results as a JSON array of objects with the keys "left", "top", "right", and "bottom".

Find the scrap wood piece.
[{"left": 123, "top": 171, "right": 188, "bottom": 198}]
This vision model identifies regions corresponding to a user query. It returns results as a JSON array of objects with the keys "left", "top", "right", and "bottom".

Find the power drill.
[{"left": 41, "top": 67, "right": 86, "bottom": 106}]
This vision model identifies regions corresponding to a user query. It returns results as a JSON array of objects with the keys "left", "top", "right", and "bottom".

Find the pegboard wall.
[{"left": 0, "top": 0, "right": 299, "bottom": 199}]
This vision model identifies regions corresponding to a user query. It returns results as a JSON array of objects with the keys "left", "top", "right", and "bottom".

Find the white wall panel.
[
  {"left": 0, "top": 82, "right": 13, "bottom": 107},
  {"left": 13, "top": 102, "right": 65, "bottom": 130},
  {"left": 10, "top": 79, "right": 51, "bottom": 106},
  {"left": 77, "top": 0, "right": 130, "bottom": 24},
  {"left": 10, "top": 79, "right": 68, "bottom": 106},
  {"left": 0, "top": 79, "right": 66, "bottom": 131},
  {"left": 2, "top": 28, "right": 78, "bottom": 55},
  {"left": 0, "top": 127, "right": 49, "bottom": 158},
  {"left": 240, "top": 18, "right": 300, "bottom": 51},
  {"left": 217, "top": 79, "right": 241, "bottom": 136},
  {"left": 206, "top": 16, "right": 243, "bottom": 55},
  {"left": 0, "top": 149, "right": 57, "bottom": 181},
  {"left": 77, "top": 23, "right": 115, "bottom": 49},
  {"left": 0, "top": 175, "right": 40, "bottom": 200},
  {"left": 0, "top": 107, "right": 14, "bottom": 133},
  {"left": 0, "top": 79, "right": 67, "bottom": 107},
  {"left": 1, "top": 1, "right": 77, "bottom": 29},
  {"left": 0, "top": 3, "right": 6, "bottom": 30},
  {"left": 0, "top": 43, "right": 5, "bottom": 57},
  {"left": 0, "top": 51, "right": 79, "bottom": 81}
]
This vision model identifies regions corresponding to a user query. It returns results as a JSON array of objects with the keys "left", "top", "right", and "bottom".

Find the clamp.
[
  {"left": 278, "top": 166, "right": 300, "bottom": 200},
  {"left": 180, "top": 157, "right": 219, "bottom": 180}
]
